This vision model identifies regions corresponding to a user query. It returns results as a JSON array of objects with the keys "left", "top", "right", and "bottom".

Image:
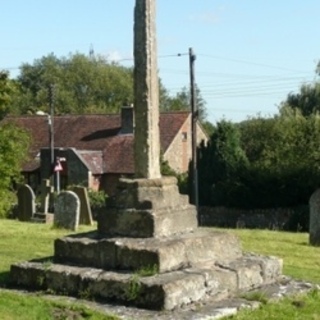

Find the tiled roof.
[
  {"left": 3, "top": 111, "right": 190, "bottom": 174},
  {"left": 77, "top": 150, "right": 104, "bottom": 174}
]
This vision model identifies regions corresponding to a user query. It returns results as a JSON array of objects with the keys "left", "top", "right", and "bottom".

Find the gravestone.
[
  {"left": 17, "top": 184, "right": 35, "bottom": 221},
  {"left": 72, "top": 186, "right": 93, "bottom": 225},
  {"left": 39, "top": 179, "right": 53, "bottom": 213},
  {"left": 309, "top": 189, "right": 320, "bottom": 246},
  {"left": 10, "top": 0, "right": 283, "bottom": 312},
  {"left": 54, "top": 191, "right": 80, "bottom": 231},
  {"left": 31, "top": 179, "right": 54, "bottom": 223}
]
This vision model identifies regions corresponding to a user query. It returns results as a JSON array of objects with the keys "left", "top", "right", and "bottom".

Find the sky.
[{"left": 1, "top": 0, "right": 320, "bottom": 124}]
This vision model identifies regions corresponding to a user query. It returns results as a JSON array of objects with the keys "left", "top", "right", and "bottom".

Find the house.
[{"left": 4, "top": 107, "right": 208, "bottom": 195}]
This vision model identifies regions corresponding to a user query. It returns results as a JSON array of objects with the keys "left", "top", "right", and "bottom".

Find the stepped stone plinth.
[
  {"left": 10, "top": 177, "right": 283, "bottom": 311},
  {"left": 98, "top": 177, "right": 197, "bottom": 238}
]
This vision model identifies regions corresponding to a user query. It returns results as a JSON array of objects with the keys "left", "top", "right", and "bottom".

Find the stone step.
[
  {"left": 97, "top": 205, "right": 198, "bottom": 238},
  {"left": 98, "top": 177, "right": 198, "bottom": 238},
  {"left": 54, "top": 229, "right": 242, "bottom": 273},
  {"left": 10, "top": 254, "right": 282, "bottom": 310}
]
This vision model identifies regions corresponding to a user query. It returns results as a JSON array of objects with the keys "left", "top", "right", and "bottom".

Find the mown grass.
[
  {"left": 1, "top": 220, "right": 320, "bottom": 319},
  {"left": 0, "top": 290, "right": 119, "bottom": 320},
  {"left": 0, "top": 219, "right": 96, "bottom": 285},
  {"left": 221, "top": 228, "right": 320, "bottom": 320},
  {"left": 228, "top": 228, "right": 320, "bottom": 283},
  {"left": 227, "top": 289, "right": 320, "bottom": 320},
  {"left": 0, "top": 220, "right": 119, "bottom": 319}
]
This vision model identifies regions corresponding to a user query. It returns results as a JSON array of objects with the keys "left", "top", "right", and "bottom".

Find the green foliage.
[
  {"left": 125, "top": 265, "right": 158, "bottom": 302},
  {"left": 0, "top": 123, "right": 30, "bottom": 218},
  {"left": 87, "top": 189, "right": 107, "bottom": 219},
  {"left": 135, "top": 264, "right": 158, "bottom": 277},
  {"left": 160, "top": 84, "right": 208, "bottom": 122},
  {"left": 197, "top": 120, "right": 248, "bottom": 206},
  {"left": 237, "top": 111, "right": 320, "bottom": 209},
  {"left": 8, "top": 52, "right": 208, "bottom": 120},
  {"left": 0, "top": 71, "right": 17, "bottom": 120},
  {"left": 10, "top": 53, "right": 134, "bottom": 115},
  {"left": 126, "top": 274, "right": 142, "bottom": 301},
  {"left": 280, "top": 82, "right": 320, "bottom": 117},
  {"left": 201, "top": 120, "right": 215, "bottom": 137},
  {"left": 279, "top": 62, "right": 320, "bottom": 117},
  {"left": 176, "top": 172, "right": 189, "bottom": 195},
  {"left": 197, "top": 112, "right": 320, "bottom": 215},
  {"left": 87, "top": 189, "right": 107, "bottom": 208},
  {"left": 160, "top": 155, "right": 177, "bottom": 177},
  {"left": 0, "top": 190, "right": 16, "bottom": 219},
  {"left": 160, "top": 155, "right": 190, "bottom": 195}
]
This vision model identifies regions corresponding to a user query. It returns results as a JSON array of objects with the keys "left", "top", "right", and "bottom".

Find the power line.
[{"left": 197, "top": 53, "right": 309, "bottom": 73}]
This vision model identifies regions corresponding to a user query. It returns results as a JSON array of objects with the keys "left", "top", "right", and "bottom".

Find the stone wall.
[{"left": 199, "top": 205, "right": 309, "bottom": 231}]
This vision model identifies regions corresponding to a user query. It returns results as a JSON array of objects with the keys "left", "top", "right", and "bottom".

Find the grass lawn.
[
  {"left": 0, "top": 220, "right": 119, "bottom": 319},
  {"left": 1, "top": 220, "right": 320, "bottom": 319},
  {"left": 228, "top": 228, "right": 320, "bottom": 283}
]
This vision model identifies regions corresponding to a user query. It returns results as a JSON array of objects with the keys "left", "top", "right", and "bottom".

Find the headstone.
[
  {"left": 39, "top": 179, "right": 53, "bottom": 213},
  {"left": 309, "top": 189, "right": 320, "bottom": 245},
  {"left": 54, "top": 191, "right": 80, "bottom": 231},
  {"left": 134, "top": 0, "right": 161, "bottom": 179},
  {"left": 17, "top": 184, "right": 35, "bottom": 221},
  {"left": 71, "top": 186, "right": 93, "bottom": 225}
]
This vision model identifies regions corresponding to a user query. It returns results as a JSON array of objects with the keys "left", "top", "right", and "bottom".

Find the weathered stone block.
[
  {"left": 108, "top": 177, "right": 189, "bottom": 210},
  {"left": 244, "top": 253, "right": 283, "bottom": 284},
  {"left": 10, "top": 251, "right": 283, "bottom": 311},
  {"left": 98, "top": 206, "right": 197, "bottom": 238},
  {"left": 10, "top": 261, "right": 46, "bottom": 289},
  {"left": 183, "top": 230, "right": 242, "bottom": 264},
  {"left": 53, "top": 229, "right": 242, "bottom": 273},
  {"left": 54, "top": 233, "right": 116, "bottom": 269}
]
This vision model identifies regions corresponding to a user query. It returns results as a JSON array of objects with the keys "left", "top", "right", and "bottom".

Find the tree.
[
  {"left": 197, "top": 120, "right": 248, "bottom": 205},
  {"left": 10, "top": 53, "right": 134, "bottom": 115},
  {"left": 280, "top": 83, "right": 320, "bottom": 117},
  {"left": 0, "top": 71, "right": 17, "bottom": 119},
  {"left": 280, "top": 62, "right": 320, "bottom": 117},
  {"left": 9, "top": 52, "right": 209, "bottom": 122},
  {"left": 236, "top": 111, "right": 320, "bottom": 209},
  {"left": 0, "top": 72, "right": 30, "bottom": 217},
  {"left": 160, "top": 85, "right": 207, "bottom": 122},
  {"left": 0, "top": 123, "right": 30, "bottom": 218}
]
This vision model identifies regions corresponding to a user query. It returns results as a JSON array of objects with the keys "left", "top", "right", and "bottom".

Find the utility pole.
[
  {"left": 189, "top": 47, "right": 199, "bottom": 215},
  {"left": 48, "top": 84, "right": 55, "bottom": 190}
]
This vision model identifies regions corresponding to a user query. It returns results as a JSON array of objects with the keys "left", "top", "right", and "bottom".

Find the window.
[{"left": 182, "top": 132, "right": 187, "bottom": 141}]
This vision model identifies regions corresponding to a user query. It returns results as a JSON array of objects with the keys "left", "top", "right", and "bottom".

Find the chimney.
[{"left": 120, "top": 104, "right": 135, "bottom": 134}]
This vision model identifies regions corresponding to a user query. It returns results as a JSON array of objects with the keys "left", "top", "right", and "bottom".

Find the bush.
[
  {"left": 0, "top": 190, "right": 17, "bottom": 219},
  {"left": 87, "top": 189, "right": 107, "bottom": 219}
]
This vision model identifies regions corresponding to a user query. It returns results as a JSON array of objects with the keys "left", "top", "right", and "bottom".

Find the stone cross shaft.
[{"left": 134, "top": 0, "right": 161, "bottom": 179}]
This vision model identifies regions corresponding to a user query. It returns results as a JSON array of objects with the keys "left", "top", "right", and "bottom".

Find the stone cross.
[{"left": 134, "top": 0, "right": 161, "bottom": 179}]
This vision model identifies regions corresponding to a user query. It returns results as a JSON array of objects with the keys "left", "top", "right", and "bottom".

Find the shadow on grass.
[
  {"left": 0, "top": 271, "right": 10, "bottom": 288},
  {"left": 298, "top": 242, "right": 311, "bottom": 246}
]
